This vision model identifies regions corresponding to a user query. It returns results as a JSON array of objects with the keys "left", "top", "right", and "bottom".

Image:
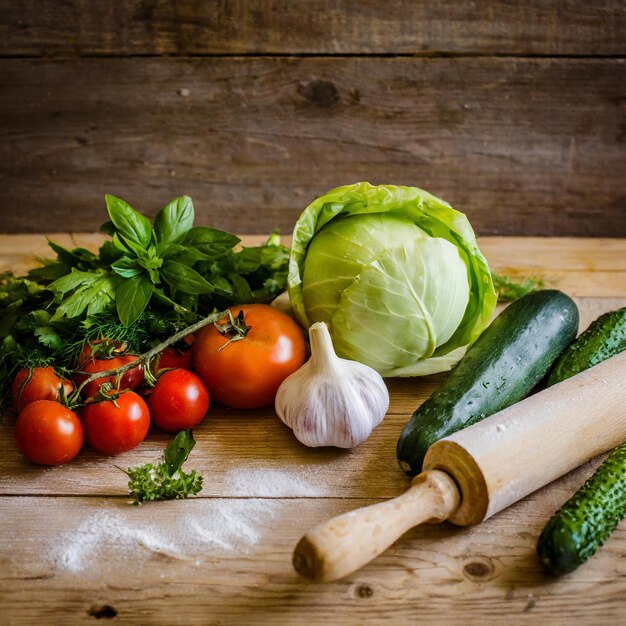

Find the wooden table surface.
[{"left": 1, "top": 234, "right": 626, "bottom": 625}]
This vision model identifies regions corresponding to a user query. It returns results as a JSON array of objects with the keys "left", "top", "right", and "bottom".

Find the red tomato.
[
  {"left": 193, "top": 304, "right": 305, "bottom": 409},
  {"left": 75, "top": 355, "right": 144, "bottom": 400},
  {"left": 12, "top": 366, "right": 74, "bottom": 412},
  {"left": 82, "top": 391, "right": 150, "bottom": 455},
  {"left": 152, "top": 337, "right": 195, "bottom": 373},
  {"left": 15, "top": 400, "right": 83, "bottom": 465},
  {"left": 79, "top": 338, "right": 127, "bottom": 364},
  {"left": 148, "top": 368, "right": 209, "bottom": 432}
]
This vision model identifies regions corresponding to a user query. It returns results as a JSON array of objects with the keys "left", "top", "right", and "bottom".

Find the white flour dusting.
[
  {"left": 50, "top": 469, "right": 320, "bottom": 573},
  {"left": 224, "top": 467, "right": 325, "bottom": 497},
  {"left": 187, "top": 499, "right": 264, "bottom": 550},
  {"left": 52, "top": 497, "right": 282, "bottom": 571},
  {"left": 53, "top": 510, "right": 181, "bottom": 572}
]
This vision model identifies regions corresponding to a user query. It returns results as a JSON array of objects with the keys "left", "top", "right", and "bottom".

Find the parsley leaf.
[
  {"left": 126, "top": 430, "right": 203, "bottom": 505},
  {"left": 492, "top": 272, "right": 544, "bottom": 302}
]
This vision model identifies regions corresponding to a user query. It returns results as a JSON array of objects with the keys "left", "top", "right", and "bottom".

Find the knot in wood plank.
[
  {"left": 297, "top": 80, "right": 339, "bottom": 107},
  {"left": 87, "top": 605, "right": 118, "bottom": 619},
  {"left": 462, "top": 556, "right": 495, "bottom": 580}
]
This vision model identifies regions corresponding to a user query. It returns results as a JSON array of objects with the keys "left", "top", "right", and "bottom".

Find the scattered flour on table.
[
  {"left": 53, "top": 510, "right": 180, "bottom": 572},
  {"left": 224, "top": 467, "right": 326, "bottom": 497},
  {"left": 51, "top": 466, "right": 321, "bottom": 573}
]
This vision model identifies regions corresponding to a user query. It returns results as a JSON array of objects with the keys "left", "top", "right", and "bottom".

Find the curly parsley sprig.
[{"left": 124, "top": 430, "right": 203, "bottom": 505}]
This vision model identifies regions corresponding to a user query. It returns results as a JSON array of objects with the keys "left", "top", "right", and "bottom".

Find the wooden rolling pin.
[{"left": 293, "top": 350, "right": 626, "bottom": 582}]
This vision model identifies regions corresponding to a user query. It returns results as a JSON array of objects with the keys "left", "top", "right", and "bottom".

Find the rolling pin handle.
[{"left": 293, "top": 469, "right": 460, "bottom": 582}]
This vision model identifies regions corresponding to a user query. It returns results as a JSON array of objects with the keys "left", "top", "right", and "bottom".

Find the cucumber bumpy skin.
[
  {"left": 547, "top": 308, "right": 626, "bottom": 386},
  {"left": 537, "top": 443, "right": 626, "bottom": 576}
]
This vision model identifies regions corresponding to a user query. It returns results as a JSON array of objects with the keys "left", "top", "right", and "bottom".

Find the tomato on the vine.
[
  {"left": 148, "top": 368, "right": 209, "bottom": 432},
  {"left": 82, "top": 390, "right": 150, "bottom": 455},
  {"left": 78, "top": 338, "right": 128, "bottom": 363},
  {"left": 151, "top": 335, "right": 195, "bottom": 374},
  {"left": 12, "top": 366, "right": 74, "bottom": 413},
  {"left": 193, "top": 304, "right": 306, "bottom": 409},
  {"left": 76, "top": 348, "right": 144, "bottom": 400},
  {"left": 15, "top": 400, "right": 83, "bottom": 465}
]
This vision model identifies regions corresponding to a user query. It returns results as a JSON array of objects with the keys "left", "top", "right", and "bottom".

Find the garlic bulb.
[{"left": 275, "top": 322, "right": 390, "bottom": 448}]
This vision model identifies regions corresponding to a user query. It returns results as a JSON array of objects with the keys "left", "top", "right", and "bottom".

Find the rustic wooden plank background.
[
  {"left": 0, "top": 1, "right": 624, "bottom": 236},
  {"left": 2, "top": 0, "right": 625, "bottom": 56}
]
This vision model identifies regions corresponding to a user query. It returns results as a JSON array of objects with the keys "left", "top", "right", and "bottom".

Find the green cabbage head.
[{"left": 288, "top": 182, "right": 497, "bottom": 376}]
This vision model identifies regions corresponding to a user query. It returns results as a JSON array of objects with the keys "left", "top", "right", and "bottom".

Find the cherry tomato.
[
  {"left": 75, "top": 355, "right": 144, "bottom": 400},
  {"left": 78, "top": 338, "right": 127, "bottom": 364},
  {"left": 15, "top": 400, "right": 83, "bottom": 465},
  {"left": 148, "top": 368, "right": 209, "bottom": 432},
  {"left": 12, "top": 366, "right": 74, "bottom": 413},
  {"left": 152, "top": 336, "right": 195, "bottom": 373},
  {"left": 193, "top": 304, "right": 305, "bottom": 409},
  {"left": 82, "top": 391, "right": 150, "bottom": 455}
]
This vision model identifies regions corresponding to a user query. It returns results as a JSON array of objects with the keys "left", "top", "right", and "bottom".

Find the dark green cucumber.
[
  {"left": 396, "top": 289, "right": 579, "bottom": 475},
  {"left": 537, "top": 443, "right": 626, "bottom": 576},
  {"left": 547, "top": 307, "right": 626, "bottom": 386}
]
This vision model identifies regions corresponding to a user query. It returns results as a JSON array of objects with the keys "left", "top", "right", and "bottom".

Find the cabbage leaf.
[{"left": 288, "top": 182, "right": 496, "bottom": 376}]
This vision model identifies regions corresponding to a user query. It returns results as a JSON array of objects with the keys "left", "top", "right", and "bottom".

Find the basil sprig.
[{"left": 42, "top": 194, "right": 288, "bottom": 326}]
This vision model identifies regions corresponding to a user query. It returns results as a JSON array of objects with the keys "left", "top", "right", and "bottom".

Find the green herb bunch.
[
  {"left": 0, "top": 195, "right": 289, "bottom": 409},
  {"left": 42, "top": 195, "right": 289, "bottom": 326}
]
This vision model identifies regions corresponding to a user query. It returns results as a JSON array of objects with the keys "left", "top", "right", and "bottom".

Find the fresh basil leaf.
[
  {"left": 119, "top": 232, "right": 150, "bottom": 258},
  {"left": 116, "top": 273, "right": 154, "bottom": 326},
  {"left": 47, "top": 240, "right": 98, "bottom": 268},
  {"left": 160, "top": 243, "right": 188, "bottom": 260},
  {"left": 169, "top": 248, "right": 210, "bottom": 264},
  {"left": 259, "top": 242, "right": 290, "bottom": 270},
  {"left": 154, "top": 196, "right": 194, "bottom": 249},
  {"left": 161, "top": 261, "right": 213, "bottom": 295},
  {"left": 232, "top": 247, "right": 262, "bottom": 273},
  {"left": 210, "top": 276, "right": 234, "bottom": 297},
  {"left": 99, "top": 240, "right": 124, "bottom": 264},
  {"left": 111, "top": 257, "right": 143, "bottom": 278},
  {"left": 136, "top": 245, "right": 163, "bottom": 273},
  {"left": 163, "top": 429, "right": 196, "bottom": 476},
  {"left": 112, "top": 232, "right": 132, "bottom": 254},
  {"left": 179, "top": 294, "right": 198, "bottom": 311},
  {"left": 183, "top": 227, "right": 240, "bottom": 258},
  {"left": 105, "top": 194, "right": 152, "bottom": 249},
  {"left": 100, "top": 220, "right": 116, "bottom": 236},
  {"left": 28, "top": 262, "right": 71, "bottom": 281},
  {"left": 146, "top": 266, "right": 161, "bottom": 284},
  {"left": 152, "top": 287, "right": 190, "bottom": 314},
  {"left": 229, "top": 274, "right": 252, "bottom": 302},
  {"left": 47, "top": 240, "right": 77, "bottom": 264}
]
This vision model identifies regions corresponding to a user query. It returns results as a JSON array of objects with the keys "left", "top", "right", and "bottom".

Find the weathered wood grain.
[
  {"left": 1, "top": 0, "right": 624, "bottom": 57},
  {"left": 0, "top": 58, "right": 624, "bottom": 236},
  {"left": 1, "top": 480, "right": 625, "bottom": 626}
]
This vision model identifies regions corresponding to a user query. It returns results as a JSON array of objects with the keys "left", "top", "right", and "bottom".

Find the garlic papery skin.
[{"left": 275, "top": 322, "right": 390, "bottom": 448}]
